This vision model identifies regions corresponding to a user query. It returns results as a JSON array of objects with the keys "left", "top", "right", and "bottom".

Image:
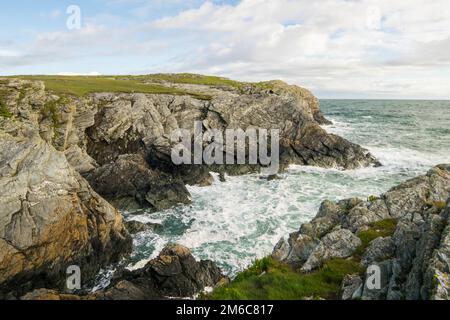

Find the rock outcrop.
[
  {"left": 273, "top": 164, "right": 450, "bottom": 300},
  {"left": 1, "top": 76, "right": 379, "bottom": 212},
  {"left": 0, "top": 80, "right": 132, "bottom": 298},
  {"left": 21, "top": 244, "right": 226, "bottom": 300},
  {"left": 0, "top": 75, "right": 378, "bottom": 298}
]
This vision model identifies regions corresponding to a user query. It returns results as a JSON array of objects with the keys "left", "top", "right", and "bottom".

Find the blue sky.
[{"left": 1, "top": 0, "right": 450, "bottom": 99}]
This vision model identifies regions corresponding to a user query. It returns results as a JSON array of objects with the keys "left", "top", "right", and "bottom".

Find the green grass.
[
  {"left": 0, "top": 89, "right": 13, "bottom": 118},
  {"left": 206, "top": 257, "right": 363, "bottom": 300},
  {"left": 207, "top": 218, "right": 399, "bottom": 301},
  {"left": 134, "top": 73, "right": 245, "bottom": 89},
  {"left": 13, "top": 75, "right": 212, "bottom": 100},
  {"left": 41, "top": 99, "right": 61, "bottom": 128},
  {"left": 0, "top": 100, "right": 13, "bottom": 118},
  {"left": 354, "top": 218, "right": 398, "bottom": 258}
]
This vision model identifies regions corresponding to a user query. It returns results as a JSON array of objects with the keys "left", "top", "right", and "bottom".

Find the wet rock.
[
  {"left": 101, "top": 244, "right": 226, "bottom": 299},
  {"left": 125, "top": 220, "right": 163, "bottom": 235}
]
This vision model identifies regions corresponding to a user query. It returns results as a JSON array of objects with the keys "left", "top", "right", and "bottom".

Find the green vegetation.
[
  {"left": 0, "top": 100, "right": 13, "bottom": 118},
  {"left": 367, "top": 195, "right": 380, "bottom": 202},
  {"left": 41, "top": 99, "right": 61, "bottom": 129},
  {"left": 137, "top": 73, "right": 245, "bottom": 89},
  {"left": 5, "top": 74, "right": 280, "bottom": 100},
  {"left": 206, "top": 257, "right": 363, "bottom": 300},
  {"left": 354, "top": 218, "right": 398, "bottom": 258},
  {"left": 14, "top": 75, "right": 212, "bottom": 100},
  {"left": 208, "top": 218, "right": 399, "bottom": 301},
  {"left": 428, "top": 201, "right": 447, "bottom": 210},
  {"left": 0, "top": 88, "right": 13, "bottom": 118}
]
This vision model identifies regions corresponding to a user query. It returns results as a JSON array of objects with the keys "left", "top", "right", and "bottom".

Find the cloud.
[
  {"left": 1, "top": 0, "right": 450, "bottom": 98},
  {"left": 147, "top": 0, "right": 450, "bottom": 98}
]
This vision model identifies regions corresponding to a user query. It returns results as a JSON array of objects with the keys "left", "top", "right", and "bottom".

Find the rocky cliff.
[
  {"left": 0, "top": 74, "right": 378, "bottom": 298},
  {"left": 273, "top": 164, "right": 450, "bottom": 300}
]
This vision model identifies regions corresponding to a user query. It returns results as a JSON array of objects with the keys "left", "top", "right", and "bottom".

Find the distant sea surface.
[{"left": 111, "top": 100, "right": 450, "bottom": 282}]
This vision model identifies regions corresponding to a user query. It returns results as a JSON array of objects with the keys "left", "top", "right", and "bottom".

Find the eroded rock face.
[
  {"left": 0, "top": 76, "right": 379, "bottom": 298},
  {"left": 2, "top": 77, "right": 379, "bottom": 212},
  {"left": 21, "top": 244, "right": 226, "bottom": 300},
  {"left": 0, "top": 80, "right": 132, "bottom": 298},
  {"left": 273, "top": 164, "right": 450, "bottom": 300}
]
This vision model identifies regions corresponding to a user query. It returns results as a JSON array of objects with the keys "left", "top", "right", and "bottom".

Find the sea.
[{"left": 98, "top": 100, "right": 450, "bottom": 285}]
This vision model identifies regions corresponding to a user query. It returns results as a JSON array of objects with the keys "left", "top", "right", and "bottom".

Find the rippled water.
[{"left": 124, "top": 100, "right": 450, "bottom": 277}]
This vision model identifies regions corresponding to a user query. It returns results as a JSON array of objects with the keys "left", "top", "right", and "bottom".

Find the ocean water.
[{"left": 123, "top": 100, "right": 450, "bottom": 278}]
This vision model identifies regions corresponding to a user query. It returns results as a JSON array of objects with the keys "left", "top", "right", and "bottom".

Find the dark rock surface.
[{"left": 21, "top": 244, "right": 226, "bottom": 300}]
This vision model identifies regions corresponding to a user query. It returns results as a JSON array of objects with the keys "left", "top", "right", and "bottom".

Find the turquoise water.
[{"left": 124, "top": 100, "right": 450, "bottom": 277}]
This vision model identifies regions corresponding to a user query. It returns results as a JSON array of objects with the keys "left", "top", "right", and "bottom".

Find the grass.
[
  {"left": 206, "top": 257, "right": 363, "bottom": 300},
  {"left": 5, "top": 74, "right": 281, "bottom": 100},
  {"left": 136, "top": 73, "right": 245, "bottom": 89},
  {"left": 354, "top": 218, "right": 398, "bottom": 258},
  {"left": 13, "top": 75, "right": 212, "bottom": 100},
  {"left": 207, "top": 218, "right": 399, "bottom": 301},
  {"left": 41, "top": 99, "right": 61, "bottom": 128},
  {"left": 0, "top": 89, "right": 13, "bottom": 118},
  {"left": 0, "top": 100, "right": 13, "bottom": 118}
]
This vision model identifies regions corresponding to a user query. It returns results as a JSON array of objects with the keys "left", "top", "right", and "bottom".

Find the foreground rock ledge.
[
  {"left": 21, "top": 244, "right": 226, "bottom": 300},
  {"left": 273, "top": 164, "right": 450, "bottom": 300}
]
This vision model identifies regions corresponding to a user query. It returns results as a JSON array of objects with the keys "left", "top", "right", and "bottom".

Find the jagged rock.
[
  {"left": 273, "top": 164, "right": 450, "bottom": 300},
  {"left": 361, "top": 260, "right": 393, "bottom": 300},
  {"left": 20, "top": 244, "right": 226, "bottom": 300},
  {"left": 300, "top": 198, "right": 362, "bottom": 238},
  {"left": 0, "top": 131, "right": 132, "bottom": 298},
  {"left": 2, "top": 77, "right": 380, "bottom": 214},
  {"left": 302, "top": 228, "right": 361, "bottom": 272},
  {"left": 98, "top": 244, "right": 226, "bottom": 300},
  {"left": 341, "top": 274, "right": 363, "bottom": 300},
  {"left": 361, "top": 237, "right": 396, "bottom": 266},
  {"left": 272, "top": 232, "right": 319, "bottom": 266},
  {"left": 344, "top": 199, "right": 391, "bottom": 233},
  {"left": 125, "top": 220, "right": 163, "bottom": 235},
  {"left": 405, "top": 212, "right": 447, "bottom": 299},
  {"left": 86, "top": 153, "right": 191, "bottom": 211}
]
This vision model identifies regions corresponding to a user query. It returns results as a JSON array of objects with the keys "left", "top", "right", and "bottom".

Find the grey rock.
[
  {"left": 361, "top": 237, "right": 396, "bottom": 267},
  {"left": 341, "top": 274, "right": 363, "bottom": 300},
  {"left": 272, "top": 232, "right": 319, "bottom": 266},
  {"left": 302, "top": 228, "right": 361, "bottom": 272}
]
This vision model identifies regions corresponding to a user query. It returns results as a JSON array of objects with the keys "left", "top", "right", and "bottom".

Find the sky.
[{"left": 1, "top": 0, "right": 450, "bottom": 99}]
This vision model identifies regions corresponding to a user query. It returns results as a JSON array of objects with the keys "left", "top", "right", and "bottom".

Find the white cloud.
[
  {"left": 2, "top": 0, "right": 450, "bottom": 98},
  {"left": 148, "top": 0, "right": 450, "bottom": 99}
]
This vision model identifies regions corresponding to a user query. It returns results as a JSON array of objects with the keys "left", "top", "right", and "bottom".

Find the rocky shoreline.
[
  {"left": 0, "top": 74, "right": 419, "bottom": 300},
  {"left": 271, "top": 164, "right": 450, "bottom": 300}
]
